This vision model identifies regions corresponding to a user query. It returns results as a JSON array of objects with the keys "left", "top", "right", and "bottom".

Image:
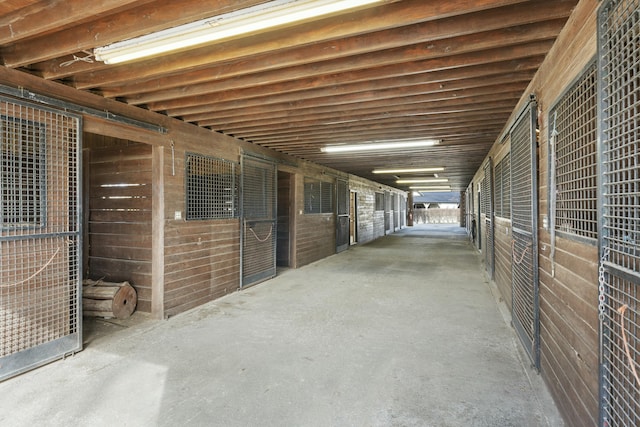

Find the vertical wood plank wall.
[{"left": 469, "top": 1, "right": 600, "bottom": 425}]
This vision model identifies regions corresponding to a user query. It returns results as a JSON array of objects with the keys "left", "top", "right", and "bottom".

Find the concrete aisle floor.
[{"left": 0, "top": 224, "right": 564, "bottom": 427}]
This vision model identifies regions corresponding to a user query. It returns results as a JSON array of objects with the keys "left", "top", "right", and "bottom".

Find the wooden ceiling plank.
[
  {"left": 190, "top": 95, "right": 522, "bottom": 127},
  {"left": 200, "top": 103, "right": 516, "bottom": 130},
  {"left": 41, "top": 0, "right": 529, "bottom": 87},
  {"left": 145, "top": 20, "right": 561, "bottom": 112},
  {"left": 164, "top": 40, "right": 552, "bottom": 117},
  {"left": 231, "top": 117, "right": 510, "bottom": 141},
  {"left": 163, "top": 71, "right": 534, "bottom": 124},
  {"left": 241, "top": 118, "right": 504, "bottom": 142},
  {"left": 243, "top": 121, "right": 509, "bottom": 145},
  {"left": 0, "top": 0, "right": 149, "bottom": 45},
  {"left": 214, "top": 108, "right": 513, "bottom": 136},
  {"left": 114, "top": 1, "right": 574, "bottom": 102},
  {"left": 1, "top": 0, "right": 266, "bottom": 67}
]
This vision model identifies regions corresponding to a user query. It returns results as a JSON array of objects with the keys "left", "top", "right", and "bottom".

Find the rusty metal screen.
[
  {"left": 598, "top": 1, "right": 640, "bottom": 424},
  {"left": 0, "top": 97, "right": 81, "bottom": 381},
  {"left": 510, "top": 99, "right": 540, "bottom": 369},
  {"left": 241, "top": 155, "right": 276, "bottom": 288}
]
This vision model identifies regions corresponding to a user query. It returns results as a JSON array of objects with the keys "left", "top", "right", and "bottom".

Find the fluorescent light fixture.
[
  {"left": 409, "top": 186, "right": 451, "bottom": 191},
  {"left": 321, "top": 139, "right": 440, "bottom": 153},
  {"left": 396, "top": 178, "right": 449, "bottom": 184},
  {"left": 95, "top": 0, "right": 383, "bottom": 64},
  {"left": 372, "top": 167, "right": 445, "bottom": 174}
]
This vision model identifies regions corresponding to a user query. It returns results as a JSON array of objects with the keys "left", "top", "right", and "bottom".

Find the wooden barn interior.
[{"left": 0, "top": 0, "right": 639, "bottom": 425}]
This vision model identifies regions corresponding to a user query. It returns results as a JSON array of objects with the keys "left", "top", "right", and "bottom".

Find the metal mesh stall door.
[
  {"left": 0, "top": 97, "right": 82, "bottom": 381},
  {"left": 599, "top": 1, "right": 640, "bottom": 424},
  {"left": 336, "top": 179, "right": 349, "bottom": 253},
  {"left": 241, "top": 155, "right": 276, "bottom": 288},
  {"left": 483, "top": 159, "right": 494, "bottom": 278},
  {"left": 510, "top": 100, "right": 540, "bottom": 369}
]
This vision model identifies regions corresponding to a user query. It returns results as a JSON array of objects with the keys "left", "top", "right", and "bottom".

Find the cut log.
[{"left": 82, "top": 280, "right": 137, "bottom": 319}]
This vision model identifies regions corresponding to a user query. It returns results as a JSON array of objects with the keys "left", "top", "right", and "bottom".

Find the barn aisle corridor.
[{"left": 0, "top": 224, "right": 563, "bottom": 426}]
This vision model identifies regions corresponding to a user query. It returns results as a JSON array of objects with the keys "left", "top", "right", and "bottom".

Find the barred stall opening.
[
  {"left": 0, "top": 97, "right": 81, "bottom": 381},
  {"left": 510, "top": 98, "right": 540, "bottom": 370},
  {"left": 549, "top": 60, "right": 598, "bottom": 243},
  {"left": 483, "top": 158, "right": 494, "bottom": 278},
  {"left": 241, "top": 155, "right": 276, "bottom": 288},
  {"left": 336, "top": 179, "right": 349, "bottom": 253},
  {"left": 598, "top": 1, "right": 640, "bottom": 424}
]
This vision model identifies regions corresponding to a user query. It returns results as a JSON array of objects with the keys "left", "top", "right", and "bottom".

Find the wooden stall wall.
[
  {"left": 528, "top": 1, "right": 599, "bottom": 425},
  {"left": 470, "top": 1, "right": 600, "bottom": 425},
  {"left": 294, "top": 172, "right": 337, "bottom": 268},
  {"left": 161, "top": 144, "right": 240, "bottom": 317},
  {"left": 84, "top": 134, "right": 154, "bottom": 312},
  {"left": 349, "top": 175, "right": 386, "bottom": 245}
]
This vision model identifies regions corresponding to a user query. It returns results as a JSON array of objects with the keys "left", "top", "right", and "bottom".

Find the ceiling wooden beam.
[
  {"left": 143, "top": 21, "right": 560, "bottom": 112},
  {"left": 37, "top": 0, "right": 527, "bottom": 86},
  {"left": 106, "top": 0, "right": 574, "bottom": 102},
  {"left": 1, "top": 0, "right": 266, "bottom": 67}
]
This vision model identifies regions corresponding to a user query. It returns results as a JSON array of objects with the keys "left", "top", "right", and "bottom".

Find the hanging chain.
[{"left": 599, "top": 247, "right": 610, "bottom": 321}]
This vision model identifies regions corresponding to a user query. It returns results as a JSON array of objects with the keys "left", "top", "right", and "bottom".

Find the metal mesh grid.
[
  {"left": 185, "top": 153, "right": 237, "bottom": 220},
  {"left": 0, "top": 98, "right": 80, "bottom": 363},
  {"left": 375, "top": 192, "right": 384, "bottom": 211},
  {"left": 510, "top": 101, "right": 539, "bottom": 369},
  {"left": 599, "top": 1, "right": 640, "bottom": 424},
  {"left": 511, "top": 111, "right": 534, "bottom": 233},
  {"left": 550, "top": 60, "right": 598, "bottom": 240},
  {"left": 494, "top": 155, "right": 511, "bottom": 219},
  {"left": 337, "top": 179, "right": 348, "bottom": 216},
  {"left": 484, "top": 160, "right": 494, "bottom": 277},
  {"left": 601, "top": 272, "right": 640, "bottom": 425},
  {"left": 320, "top": 180, "right": 333, "bottom": 214},
  {"left": 242, "top": 156, "right": 276, "bottom": 287},
  {"left": 304, "top": 178, "right": 333, "bottom": 214}
]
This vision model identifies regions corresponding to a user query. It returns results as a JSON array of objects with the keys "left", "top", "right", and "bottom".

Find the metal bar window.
[
  {"left": 494, "top": 155, "right": 511, "bottom": 219},
  {"left": 185, "top": 153, "right": 237, "bottom": 220},
  {"left": 550, "top": 60, "right": 598, "bottom": 241},
  {"left": 375, "top": 192, "right": 384, "bottom": 211},
  {"left": 304, "top": 178, "right": 333, "bottom": 214}
]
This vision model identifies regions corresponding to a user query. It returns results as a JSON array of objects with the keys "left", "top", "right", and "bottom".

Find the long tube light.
[
  {"left": 396, "top": 178, "right": 448, "bottom": 184},
  {"left": 95, "top": 0, "right": 383, "bottom": 64},
  {"left": 321, "top": 139, "right": 440, "bottom": 153},
  {"left": 410, "top": 186, "right": 451, "bottom": 191},
  {"left": 373, "top": 167, "right": 445, "bottom": 174}
]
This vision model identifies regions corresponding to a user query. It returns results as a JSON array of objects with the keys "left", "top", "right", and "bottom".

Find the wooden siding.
[
  {"left": 162, "top": 148, "right": 240, "bottom": 317},
  {"left": 85, "top": 135, "right": 153, "bottom": 312},
  {"left": 294, "top": 173, "right": 336, "bottom": 267},
  {"left": 469, "top": 1, "right": 600, "bottom": 425}
]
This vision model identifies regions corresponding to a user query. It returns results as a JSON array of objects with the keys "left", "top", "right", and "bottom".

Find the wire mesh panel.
[
  {"left": 599, "top": 1, "right": 640, "bottom": 424},
  {"left": 185, "top": 153, "right": 237, "bottom": 220},
  {"left": 483, "top": 159, "right": 494, "bottom": 278},
  {"left": 241, "top": 155, "right": 276, "bottom": 287},
  {"left": 0, "top": 97, "right": 81, "bottom": 381},
  {"left": 550, "top": 60, "right": 598, "bottom": 242},
  {"left": 336, "top": 179, "right": 349, "bottom": 253},
  {"left": 510, "top": 99, "right": 540, "bottom": 369}
]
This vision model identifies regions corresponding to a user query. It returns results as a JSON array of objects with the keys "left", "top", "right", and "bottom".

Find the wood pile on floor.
[{"left": 82, "top": 279, "right": 137, "bottom": 319}]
